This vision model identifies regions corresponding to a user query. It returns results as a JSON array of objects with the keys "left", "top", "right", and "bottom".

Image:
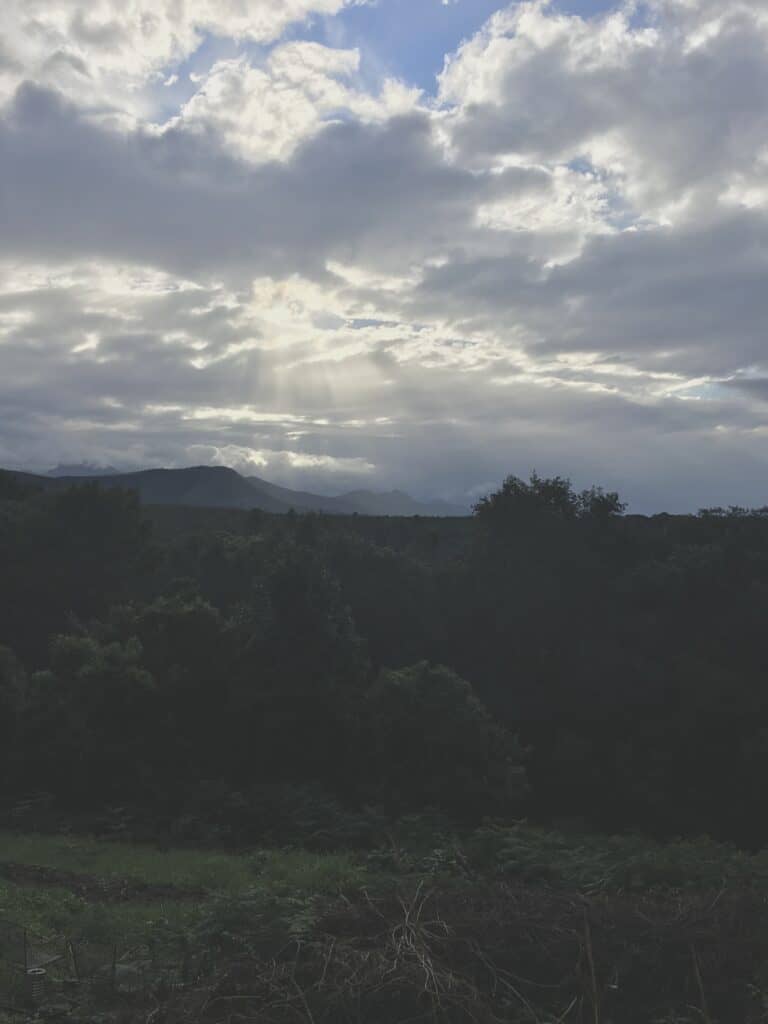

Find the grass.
[
  {"left": 4, "top": 826, "right": 768, "bottom": 1020},
  {"left": 0, "top": 829, "right": 380, "bottom": 963},
  {"left": 0, "top": 831, "right": 255, "bottom": 894},
  {"left": 248, "top": 848, "right": 369, "bottom": 896},
  {"left": 0, "top": 830, "right": 380, "bottom": 1011},
  {"left": 5, "top": 822, "right": 766, "bottom": 938},
  {"left": 0, "top": 876, "right": 198, "bottom": 944}
]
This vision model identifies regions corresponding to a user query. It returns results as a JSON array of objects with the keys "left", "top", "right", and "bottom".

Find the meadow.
[{"left": 3, "top": 824, "right": 768, "bottom": 1021}]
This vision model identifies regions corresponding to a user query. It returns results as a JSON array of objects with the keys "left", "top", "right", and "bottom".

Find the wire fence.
[{"left": 0, "top": 917, "right": 199, "bottom": 1012}]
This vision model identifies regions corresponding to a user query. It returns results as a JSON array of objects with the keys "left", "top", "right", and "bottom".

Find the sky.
[{"left": 1, "top": 0, "right": 768, "bottom": 512}]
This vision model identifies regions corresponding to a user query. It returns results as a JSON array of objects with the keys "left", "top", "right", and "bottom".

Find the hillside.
[
  {"left": 244, "top": 475, "right": 465, "bottom": 516},
  {"left": 1, "top": 465, "right": 468, "bottom": 516}
]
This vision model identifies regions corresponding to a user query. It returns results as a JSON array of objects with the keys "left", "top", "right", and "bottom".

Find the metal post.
[{"left": 26, "top": 967, "right": 46, "bottom": 1006}]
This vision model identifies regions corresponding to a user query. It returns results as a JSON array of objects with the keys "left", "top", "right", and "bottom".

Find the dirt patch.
[{"left": 0, "top": 861, "right": 207, "bottom": 902}]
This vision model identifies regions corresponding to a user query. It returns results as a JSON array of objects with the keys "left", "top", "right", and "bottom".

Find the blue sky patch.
[{"left": 290, "top": 0, "right": 625, "bottom": 95}]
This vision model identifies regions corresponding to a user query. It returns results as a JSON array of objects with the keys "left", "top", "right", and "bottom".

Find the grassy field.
[
  {"left": 3, "top": 823, "right": 768, "bottom": 943},
  {"left": 0, "top": 830, "right": 371, "bottom": 943},
  {"left": 1, "top": 831, "right": 256, "bottom": 893},
  {"left": 0, "top": 829, "right": 379, "bottom": 1018},
  {"left": 4, "top": 826, "right": 768, "bottom": 1021}
]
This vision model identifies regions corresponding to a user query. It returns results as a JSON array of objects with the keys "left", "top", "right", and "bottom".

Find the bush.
[
  {"left": 466, "top": 824, "right": 768, "bottom": 893},
  {"left": 360, "top": 662, "right": 527, "bottom": 818}
]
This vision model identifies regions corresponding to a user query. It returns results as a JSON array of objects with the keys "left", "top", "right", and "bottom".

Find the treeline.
[
  {"left": 3, "top": 469, "right": 768, "bottom": 845},
  {"left": 0, "top": 478, "right": 523, "bottom": 836}
]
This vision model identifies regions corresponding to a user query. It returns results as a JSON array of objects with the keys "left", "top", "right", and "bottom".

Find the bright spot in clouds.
[{"left": 1, "top": 0, "right": 768, "bottom": 510}]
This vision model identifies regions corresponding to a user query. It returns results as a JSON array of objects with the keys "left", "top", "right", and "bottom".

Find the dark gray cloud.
[
  {"left": 3, "top": 1, "right": 768, "bottom": 511},
  {"left": 411, "top": 209, "right": 768, "bottom": 377},
  {"left": 0, "top": 85, "right": 494, "bottom": 281}
]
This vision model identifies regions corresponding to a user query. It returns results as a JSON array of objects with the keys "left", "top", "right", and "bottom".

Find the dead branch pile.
[{"left": 154, "top": 880, "right": 768, "bottom": 1024}]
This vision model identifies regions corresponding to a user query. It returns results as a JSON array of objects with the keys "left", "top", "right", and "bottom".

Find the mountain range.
[{"left": 3, "top": 465, "right": 469, "bottom": 517}]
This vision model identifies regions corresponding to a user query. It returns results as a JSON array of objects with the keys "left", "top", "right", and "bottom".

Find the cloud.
[
  {"left": 3, "top": 0, "right": 768, "bottom": 510},
  {"left": 192, "top": 443, "right": 376, "bottom": 485},
  {"left": 0, "top": 83, "right": 502, "bottom": 281},
  {"left": 173, "top": 42, "right": 421, "bottom": 163},
  {"left": 439, "top": 0, "right": 768, "bottom": 221},
  {"left": 410, "top": 205, "right": 768, "bottom": 380},
  {"left": 0, "top": 0, "right": 358, "bottom": 110}
]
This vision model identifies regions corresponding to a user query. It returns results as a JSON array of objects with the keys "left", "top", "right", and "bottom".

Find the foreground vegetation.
[{"left": 4, "top": 825, "right": 768, "bottom": 1021}]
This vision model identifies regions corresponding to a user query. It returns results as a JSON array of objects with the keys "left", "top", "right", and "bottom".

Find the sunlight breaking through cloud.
[{"left": 2, "top": 0, "right": 768, "bottom": 509}]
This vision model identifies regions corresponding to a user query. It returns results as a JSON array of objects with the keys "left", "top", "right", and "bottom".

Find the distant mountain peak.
[
  {"left": 48, "top": 462, "right": 120, "bottom": 477},
  {"left": 15, "top": 464, "right": 469, "bottom": 517}
]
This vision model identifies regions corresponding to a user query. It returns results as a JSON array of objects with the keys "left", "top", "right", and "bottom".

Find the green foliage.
[
  {"left": 173, "top": 782, "right": 389, "bottom": 848},
  {"left": 247, "top": 849, "right": 369, "bottom": 895},
  {"left": 8, "top": 469, "right": 768, "bottom": 847},
  {"left": 473, "top": 471, "right": 625, "bottom": 528},
  {"left": 0, "top": 648, "right": 24, "bottom": 778},
  {"left": 5, "top": 826, "right": 768, "bottom": 1023},
  {"left": 0, "top": 876, "right": 196, "bottom": 949},
  {"left": 0, "top": 471, "right": 37, "bottom": 502},
  {"left": 324, "top": 533, "right": 439, "bottom": 668},
  {"left": 195, "top": 891, "right": 319, "bottom": 958},
  {"left": 20, "top": 635, "right": 156, "bottom": 801},
  {"left": 362, "top": 662, "right": 527, "bottom": 816},
  {"left": 0, "top": 482, "right": 152, "bottom": 665},
  {"left": 0, "top": 830, "right": 254, "bottom": 893},
  {"left": 0, "top": 832, "right": 374, "bottom": 972},
  {"left": 466, "top": 824, "right": 768, "bottom": 893}
]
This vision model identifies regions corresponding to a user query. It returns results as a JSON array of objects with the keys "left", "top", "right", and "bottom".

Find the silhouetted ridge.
[{"left": 1, "top": 465, "right": 468, "bottom": 516}]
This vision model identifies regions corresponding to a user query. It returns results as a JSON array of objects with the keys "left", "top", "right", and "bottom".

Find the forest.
[
  {"left": 2, "top": 467, "right": 767, "bottom": 847},
  {"left": 8, "top": 469, "right": 768, "bottom": 1020}
]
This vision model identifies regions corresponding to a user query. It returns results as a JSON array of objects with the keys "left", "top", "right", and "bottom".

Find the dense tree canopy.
[{"left": 3, "top": 472, "right": 768, "bottom": 844}]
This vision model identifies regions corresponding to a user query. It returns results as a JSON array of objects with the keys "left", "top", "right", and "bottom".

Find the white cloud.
[
  {"left": 439, "top": 0, "right": 768, "bottom": 222},
  {"left": 3, "top": 0, "right": 768, "bottom": 509},
  {"left": 174, "top": 42, "right": 421, "bottom": 163},
  {"left": 0, "top": 0, "right": 357, "bottom": 111},
  {"left": 195, "top": 443, "right": 376, "bottom": 479}
]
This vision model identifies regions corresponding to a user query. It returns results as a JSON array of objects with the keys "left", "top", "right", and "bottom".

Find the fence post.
[{"left": 26, "top": 967, "right": 46, "bottom": 1006}]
